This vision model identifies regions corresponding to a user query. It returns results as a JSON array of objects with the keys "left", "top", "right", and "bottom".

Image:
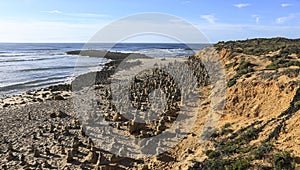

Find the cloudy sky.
[{"left": 0, "top": 0, "right": 299, "bottom": 43}]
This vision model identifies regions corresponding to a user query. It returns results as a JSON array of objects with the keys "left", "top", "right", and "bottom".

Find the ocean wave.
[
  {"left": 22, "top": 48, "right": 60, "bottom": 51},
  {"left": 18, "top": 64, "right": 102, "bottom": 72},
  {"left": 0, "top": 56, "right": 66, "bottom": 63},
  {"left": 119, "top": 48, "right": 195, "bottom": 58},
  {"left": 0, "top": 76, "right": 68, "bottom": 91},
  {"left": 0, "top": 52, "right": 69, "bottom": 57},
  {"left": 0, "top": 53, "right": 28, "bottom": 57}
]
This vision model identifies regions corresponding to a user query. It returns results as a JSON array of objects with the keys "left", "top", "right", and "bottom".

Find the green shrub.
[
  {"left": 239, "top": 146, "right": 253, "bottom": 153},
  {"left": 237, "top": 68, "right": 254, "bottom": 77},
  {"left": 236, "top": 61, "right": 255, "bottom": 71},
  {"left": 210, "top": 130, "right": 219, "bottom": 138},
  {"left": 293, "top": 100, "right": 300, "bottom": 108},
  {"left": 266, "top": 59, "right": 300, "bottom": 70},
  {"left": 254, "top": 142, "right": 273, "bottom": 159},
  {"left": 220, "top": 128, "right": 234, "bottom": 136},
  {"left": 266, "top": 63, "right": 278, "bottom": 70},
  {"left": 240, "top": 127, "right": 259, "bottom": 141},
  {"left": 285, "top": 60, "right": 300, "bottom": 67},
  {"left": 221, "top": 144, "right": 239, "bottom": 155},
  {"left": 206, "top": 150, "right": 221, "bottom": 159},
  {"left": 227, "top": 61, "right": 255, "bottom": 87},
  {"left": 225, "top": 158, "right": 251, "bottom": 170},
  {"left": 228, "top": 77, "right": 237, "bottom": 87},
  {"left": 225, "top": 61, "right": 239, "bottom": 69},
  {"left": 219, "top": 123, "right": 234, "bottom": 136},
  {"left": 266, "top": 59, "right": 283, "bottom": 69},
  {"left": 206, "top": 158, "right": 230, "bottom": 170},
  {"left": 223, "top": 123, "right": 232, "bottom": 128},
  {"left": 228, "top": 53, "right": 240, "bottom": 60},
  {"left": 274, "top": 151, "right": 295, "bottom": 170}
]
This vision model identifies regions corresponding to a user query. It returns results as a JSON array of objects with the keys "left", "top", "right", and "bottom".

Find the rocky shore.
[
  {"left": 0, "top": 50, "right": 147, "bottom": 109},
  {"left": 0, "top": 85, "right": 71, "bottom": 109}
]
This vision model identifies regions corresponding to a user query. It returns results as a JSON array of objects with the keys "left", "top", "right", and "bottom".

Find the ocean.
[{"left": 0, "top": 43, "right": 209, "bottom": 98}]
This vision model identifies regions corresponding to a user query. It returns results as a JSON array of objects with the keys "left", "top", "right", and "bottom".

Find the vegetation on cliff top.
[
  {"left": 214, "top": 37, "right": 300, "bottom": 57},
  {"left": 214, "top": 37, "right": 300, "bottom": 87}
]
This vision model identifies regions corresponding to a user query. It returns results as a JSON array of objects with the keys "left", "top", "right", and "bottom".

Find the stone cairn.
[{"left": 94, "top": 56, "right": 210, "bottom": 139}]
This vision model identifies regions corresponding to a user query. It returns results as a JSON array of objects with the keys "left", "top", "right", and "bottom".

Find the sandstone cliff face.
[
  {"left": 220, "top": 50, "right": 300, "bottom": 167},
  {"left": 193, "top": 38, "right": 300, "bottom": 169},
  {"left": 226, "top": 81, "right": 296, "bottom": 118}
]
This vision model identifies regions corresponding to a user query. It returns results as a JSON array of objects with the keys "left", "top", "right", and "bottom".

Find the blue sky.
[{"left": 0, "top": 0, "right": 299, "bottom": 43}]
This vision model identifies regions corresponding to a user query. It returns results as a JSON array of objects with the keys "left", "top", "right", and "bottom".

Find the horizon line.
[{"left": 0, "top": 42, "right": 216, "bottom": 44}]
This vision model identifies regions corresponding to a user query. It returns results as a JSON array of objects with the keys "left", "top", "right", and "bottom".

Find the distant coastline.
[{"left": 0, "top": 43, "right": 207, "bottom": 98}]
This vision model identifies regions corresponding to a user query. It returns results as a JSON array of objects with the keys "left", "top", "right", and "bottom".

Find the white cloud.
[
  {"left": 0, "top": 21, "right": 102, "bottom": 42},
  {"left": 65, "top": 13, "right": 109, "bottom": 18},
  {"left": 276, "top": 14, "right": 294, "bottom": 24},
  {"left": 182, "top": 1, "right": 191, "bottom": 4},
  {"left": 276, "top": 17, "right": 286, "bottom": 24},
  {"left": 201, "top": 15, "right": 217, "bottom": 24},
  {"left": 255, "top": 17, "right": 260, "bottom": 24},
  {"left": 252, "top": 15, "right": 260, "bottom": 24},
  {"left": 0, "top": 16, "right": 208, "bottom": 43},
  {"left": 0, "top": 13, "right": 299, "bottom": 43},
  {"left": 41, "top": 10, "right": 108, "bottom": 18},
  {"left": 233, "top": 3, "right": 251, "bottom": 8},
  {"left": 281, "top": 3, "right": 292, "bottom": 7},
  {"left": 41, "top": 10, "right": 62, "bottom": 14},
  {"left": 195, "top": 23, "right": 300, "bottom": 43},
  {"left": 88, "top": 15, "right": 210, "bottom": 43}
]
